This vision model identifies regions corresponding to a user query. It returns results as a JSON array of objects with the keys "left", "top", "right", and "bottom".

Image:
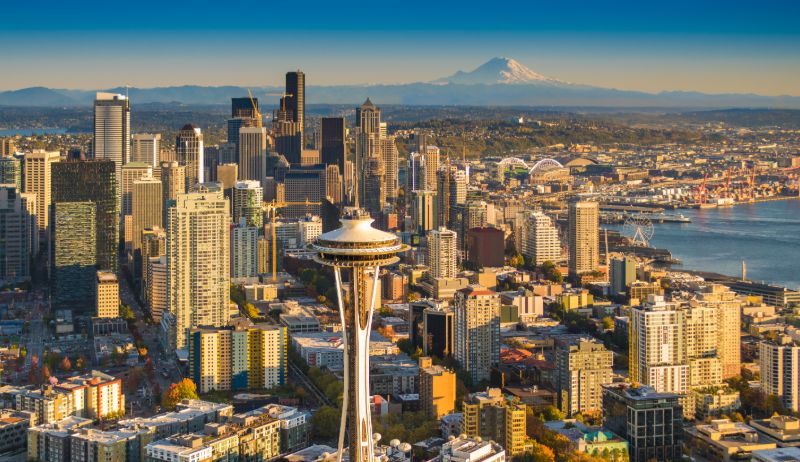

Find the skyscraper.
[
  {"left": 93, "top": 92, "right": 130, "bottom": 181},
  {"left": 232, "top": 181, "right": 264, "bottom": 228},
  {"left": 695, "top": 284, "right": 742, "bottom": 379},
  {"left": 312, "top": 207, "right": 407, "bottom": 462},
  {"left": 411, "top": 190, "right": 436, "bottom": 234},
  {"left": 629, "top": 296, "right": 688, "bottom": 395},
  {"left": 52, "top": 201, "right": 96, "bottom": 308},
  {"left": 160, "top": 161, "right": 186, "bottom": 225},
  {"left": 568, "top": 201, "right": 599, "bottom": 278},
  {"left": 51, "top": 160, "right": 119, "bottom": 272},
  {"left": 131, "top": 177, "right": 162, "bottom": 251},
  {"left": 175, "top": 124, "right": 204, "bottom": 189},
  {"left": 321, "top": 117, "right": 346, "bottom": 172},
  {"left": 555, "top": 338, "right": 613, "bottom": 416},
  {"left": 427, "top": 227, "right": 458, "bottom": 279},
  {"left": 610, "top": 256, "right": 636, "bottom": 296},
  {"left": 437, "top": 167, "right": 467, "bottom": 229},
  {"left": 378, "top": 137, "right": 398, "bottom": 202},
  {"left": 0, "top": 138, "right": 16, "bottom": 157},
  {"left": 23, "top": 150, "right": 60, "bottom": 244},
  {"left": 130, "top": 134, "right": 161, "bottom": 169},
  {"left": 325, "top": 164, "right": 343, "bottom": 204},
  {"left": 0, "top": 155, "right": 22, "bottom": 191},
  {"left": 231, "top": 223, "right": 259, "bottom": 281},
  {"left": 283, "top": 167, "right": 324, "bottom": 218},
  {"left": 166, "top": 191, "right": 230, "bottom": 350},
  {"left": 759, "top": 337, "right": 799, "bottom": 413},
  {"left": 520, "top": 211, "right": 561, "bottom": 266},
  {"left": 285, "top": 71, "right": 305, "bottom": 129},
  {"left": 355, "top": 99, "right": 381, "bottom": 207},
  {"left": 238, "top": 127, "right": 267, "bottom": 181},
  {"left": 454, "top": 286, "right": 500, "bottom": 383},
  {"left": 0, "top": 186, "right": 32, "bottom": 284},
  {"left": 363, "top": 156, "right": 385, "bottom": 216},
  {"left": 421, "top": 145, "right": 440, "bottom": 192},
  {"left": 231, "top": 97, "right": 260, "bottom": 120},
  {"left": 120, "top": 162, "right": 152, "bottom": 218}
]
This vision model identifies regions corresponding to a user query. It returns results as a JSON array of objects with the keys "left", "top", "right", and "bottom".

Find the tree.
[
  {"left": 59, "top": 356, "right": 72, "bottom": 371},
  {"left": 42, "top": 364, "right": 51, "bottom": 380},
  {"left": 162, "top": 378, "right": 199, "bottom": 410},
  {"left": 311, "top": 405, "right": 340, "bottom": 439},
  {"left": 539, "top": 405, "right": 565, "bottom": 421},
  {"left": 513, "top": 441, "right": 555, "bottom": 462},
  {"left": 119, "top": 304, "right": 135, "bottom": 320},
  {"left": 601, "top": 316, "right": 615, "bottom": 331},
  {"left": 75, "top": 356, "right": 86, "bottom": 370}
]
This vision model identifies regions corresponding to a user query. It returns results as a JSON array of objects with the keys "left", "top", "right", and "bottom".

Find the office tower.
[
  {"left": 363, "top": 156, "right": 386, "bottom": 216},
  {"left": 321, "top": 117, "right": 346, "bottom": 171},
  {"left": 285, "top": 71, "right": 305, "bottom": 129},
  {"left": 555, "top": 338, "right": 613, "bottom": 416},
  {"left": 140, "top": 227, "right": 166, "bottom": 301},
  {"left": 19, "top": 192, "right": 37, "bottom": 258},
  {"left": 299, "top": 149, "right": 319, "bottom": 166},
  {"left": 188, "top": 324, "right": 286, "bottom": 393},
  {"left": 0, "top": 186, "right": 32, "bottom": 284},
  {"left": 23, "top": 150, "right": 60, "bottom": 244},
  {"left": 120, "top": 162, "right": 152, "bottom": 218},
  {"left": 520, "top": 211, "right": 560, "bottom": 265},
  {"left": 453, "top": 201, "right": 488, "bottom": 251},
  {"left": 175, "top": 124, "right": 204, "bottom": 188},
  {"left": 437, "top": 167, "right": 467, "bottom": 229},
  {"left": 160, "top": 161, "right": 186, "bottom": 224},
  {"left": 421, "top": 145, "right": 440, "bottom": 192},
  {"left": 343, "top": 160, "right": 354, "bottom": 204},
  {"left": 568, "top": 201, "right": 599, "bottom": 277},
  {"left": 325, "top": 164, "right": 342, "bottom": 204},
  {"left": 233, "top": 181, "right": 264, "bottom": 228},
  {"left": 283, "top": 167, "right": 324, "bottom": 218},
  {"left": 411, "top": 190, "right": 436, "bottom": 234},
  {"left": 93, "top": 92, "right": 130, "bottom": 181},
  {"left": 52, "top": 202, "right": 96, "bottom": 307},
  {"left": 423, "top": 308, "right": 454, "bottom": 358},
  {"left": 610, "top": 256, "right": 637, "bottom": 296},
  {"left": 231, "top": 223, "right": 259, "bottom": 281},
  {"left": 407, "top": 152, "right": 422, "bottom": 193},
  {"left": 95, "top": 271, "right": 119, "bottom": 318},
  {"left": 696, "top": 284, "right": 742, "bottom": 378},
  {"left": 239, "top": 127, "right": 267, "bottom": 181},
  {"left": 759, "top": 337, "right": 799, "bottom": 412},
  {"left": 378, "top": 138, "right": 398, "bottom": 201},
  {"left": 273, "top": 120, "right": 302, "bottom": 165},
  {"left": 466, "top": 228, "right": 504, "bottom": 268},
  {"left": 603, "top": 384, "right": 683, "bottom": 462},
  {"left": 355, "top": 99, "right": 381, "bottom": 206},
  {"left": 428, "top": 227, "right": 458, "bottom": 278},
  {"left": 167, "top": 191, "right": 230, "bottom": 350},
  {"left": 231, "top": 97, "right": 260, "bottom": 120},
  {"left": 629, "top": 296, "right": 688, "bottom": 395},
  {"left": 311, "top": 207, "right": 408, "bottom": 462},
  {"left": 147, "top": 256, "right": 167, "bottom": 321},
  {"left": 217, "top": 163, "right": 238, "bottom": 193},
  {"left": 0, "top": 155, "right": 22, "bottom": 190},
  {"left": 51, "top": 161, "right": 118, "bottom": 272},
  {"left": 684, "top": 304, "right": 723, "bottom": 392},
  {"left": 217, "top": 142, "right": 237, "bottom": 166},
  {"left": 203, "top": 145, "right": 220, "bottom": 182},
  {"left": 454, "top": 286, "right": 501, "bottom": 383},
  {"left": 131, "top": 177, "right": 162, "bottom": 251},
  {"left": 418, "top": 357, "right": 456, "bottom": 419},
  {"left": 227, "top": 116, "right": 258, "bottom": 157},
  {"left": 0, "top": 138, "right": 15, "bottom": 157},
  {"left": 130, "top": 134, "right": 161, "bottom": 168},
  {"left": 462, "top": 389, "right": 527, "bottom": 457}
]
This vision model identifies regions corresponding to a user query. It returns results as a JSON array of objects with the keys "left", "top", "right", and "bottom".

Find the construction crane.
[
  {"left": 246, "top": 89, "right": 263, "bottom": 127},
  {"left": 262, "top": 198, "right": 321, "bottom": 283}
]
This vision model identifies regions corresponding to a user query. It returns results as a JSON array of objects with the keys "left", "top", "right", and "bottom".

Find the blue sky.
[{"left": 2, "top": 0, "right": 799, "bottom": 94}]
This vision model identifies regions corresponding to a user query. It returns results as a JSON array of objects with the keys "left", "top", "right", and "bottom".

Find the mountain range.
[{"left": 2, "top": 57, "right": 799, "bottom": 109}]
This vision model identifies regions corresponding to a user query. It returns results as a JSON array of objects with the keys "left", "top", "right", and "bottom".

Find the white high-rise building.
[
  {"left": 166, "top": 191, "right": 230, "bottom": 350},
  {"left": 759, "top": 338, "right": 800, "bottom": 412},
  {"left": 175, "top": 124, "right": 204, "bottom": 189},
  {"left": 427, "top": 227, "right": 458, "bottom": 279},
  {"left": 454, "top": 286, "right": 501, "bottom": 383},
  {"left": 298, "top": 215, "right": 322, "bottom": 245},
  {"left": 120, "top": 162, "right": 152, "bottom": 218},
  {"left": 231, "top": 223, "right": 259, "bottom": 281},
  {"left": 131, "top": 133, "right": 161, "bottom": 170},
  {"left": 94, "top": 92, "right": 130, "bottom": 182},
  {"left": 521, "top": 211, "right": 561, "bottom": 265},
  {"left": 568, "top": 201, "right": 599, "bottom": 277},
  {"left": 23, "top": 150, "right": 60, "bottom": 244}
]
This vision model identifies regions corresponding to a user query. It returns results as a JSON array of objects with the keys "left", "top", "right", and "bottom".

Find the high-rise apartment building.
[
  {"left": 175, "top": 124, "right": 204, "bottom": 189},
  {"left": 759, "top": 337, "right": 799, "bottom": 413},
  {"left": 131, "top": 134, "right": 161, "bottom": 169},
  {"left": 378, "top": 137, "right": 398, "bottom": 202},
  {"left": 140, "top": 227, "right": 166, "bottom": 303},
  {"left": 131, "top": 177, "right": 162, "bottom": 251},
  {"left": 411, "top": 190, "right": 436, "bottom": 234},
  {"left": 51, "top": 161, "right": 119, "bottom": 272},
  {"left": 0, "top": 186, "right": 32, "bottom": 284},
  {"left": 462, "top": 388, "right": 527, "bottom": 457},
  {"left": 695, "top": 284, "right": 742, "bottom": 378},
  {"left": 418, "top": 356, "right": 456, "bottom": 419},
  {"left": 238, "top": 127, "right": 267, "bottom": 182},
  {"left": 610, "top": 256, "right": 637, "bottom": 296},
  {"left": 320, "top": 117, "right": 346, "bottom": 172},
  {"left": 427, "top": 227, "right": 458, "bottom": 279},
  {"left": 231, "top": 224, "right": 259, "bottom": 281},
  {"left": 568, "top": 201, "right": 599, "bottom": 277},
  {"left": 120, "top": 162, "right": 152, "bottom": 219},
  {"left": 555, "top": 338, "right": 613, "bottom": 416},
  {"left": 23, "top": 150, "right": 60, "bottom": 244},
  {"left": 166, "top": 191, "right": 230, "bottom": 350},
  {"left": 421, "top": 145, "right": 440, "bottom": 192},
  {"left": 232, "top": 181, "right": 264, "bottom": 228},
  {"left": 93, "top": 93, "right": 130, "bottom": 181},
  {"left": 454, "top": 286, "right": 500, "bottom": 383},
  {"left": 52, "top": 202, "right": 96, "bottom": 307},
  {"left": 520, "top": 211, "right": 561, "bottom": 265},
  {"left": 188, "top": 324, "right": 286, "bottom": 393},
  {"left": 629, "top": 296, "right": 688, "bottom": 395},
  {"left": 95, "top": 271, "right": 119, "bottom": 319},
  {"left": 147, "top": 256, "right": 167, "bottom": 321}
]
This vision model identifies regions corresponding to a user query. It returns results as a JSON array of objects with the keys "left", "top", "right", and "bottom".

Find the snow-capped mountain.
[{"left": 433, "top": 57, "right": 568, "bottom": 85}]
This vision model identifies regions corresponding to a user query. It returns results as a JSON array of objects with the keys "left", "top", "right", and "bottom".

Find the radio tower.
[{"left": 313, "top": 208, "right": 408, "bottom": 462}]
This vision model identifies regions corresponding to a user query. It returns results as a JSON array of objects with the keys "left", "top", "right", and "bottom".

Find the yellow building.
[
  {"left": 418, "top": 357, "right": 456, "bottom": 419},
  {"left": 462, "top": 388, "right": 527, "bottom": 456},
  {"left": 557, "top": 290, "right": 593, "bottom": 311},
  {"left": 96, "top": 271, "right": 120, "bottom": 318}
]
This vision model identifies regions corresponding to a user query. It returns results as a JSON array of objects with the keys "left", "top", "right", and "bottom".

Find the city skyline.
[{"left": 1, "top": 1, "right": 799, "bottom": 95}]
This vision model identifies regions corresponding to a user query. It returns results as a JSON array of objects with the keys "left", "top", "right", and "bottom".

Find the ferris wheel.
[{"left": 623, "top": 215, "right": 654, "bottom": 247}]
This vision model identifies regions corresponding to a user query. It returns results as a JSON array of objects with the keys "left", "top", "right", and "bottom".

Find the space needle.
[{"left": 312, "top": 204, "right": 408, "bottom": 462}]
